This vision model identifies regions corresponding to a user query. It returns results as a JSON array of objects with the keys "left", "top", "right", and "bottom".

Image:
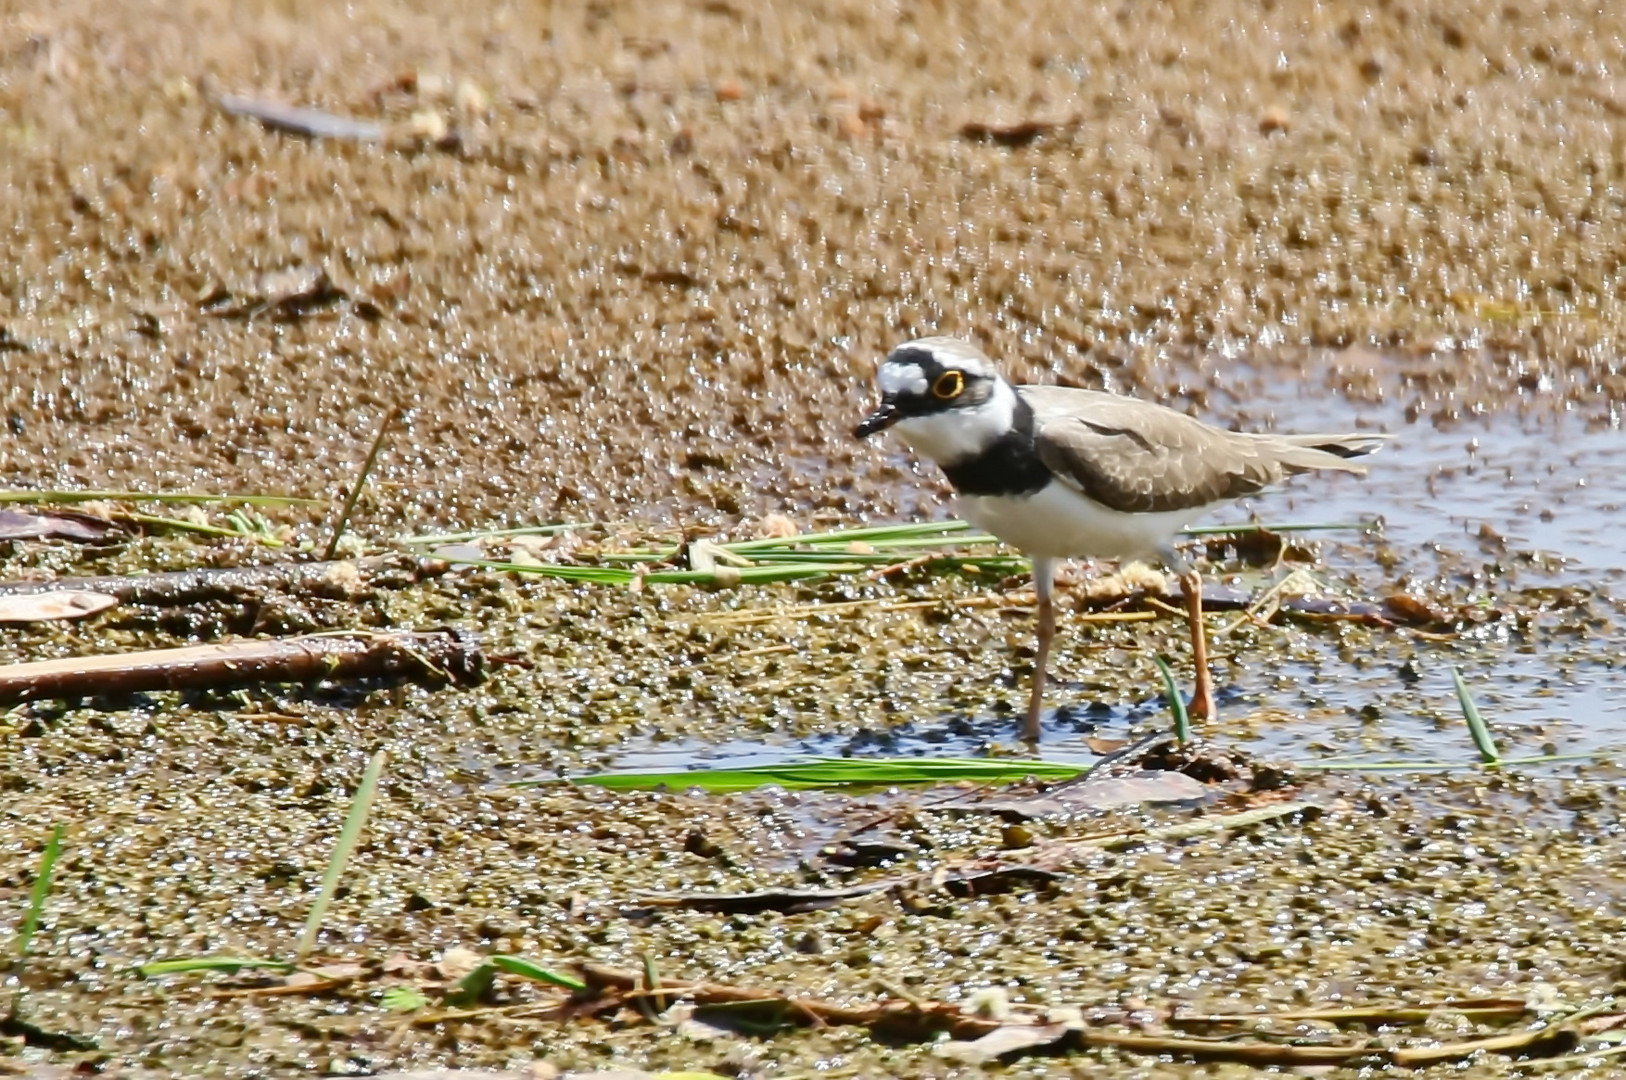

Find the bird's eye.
[{"left": 932, "top": 371, "right": 965, "bottom": 399}]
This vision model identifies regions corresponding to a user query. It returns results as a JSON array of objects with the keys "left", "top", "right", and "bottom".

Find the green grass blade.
[
  {"left": 295, "top": 749, "right": 387, "bottom": 963},
  {"left": 450, "top": 556, "right": 870, "bottom": 587},
  {"left": 136, "top": 956, "right": 295, "bottom": 977},
  {"left": 10, "top": 823, "right": 63, "bottom": 1004},
  {"left": 1292, "top": 759, "right": 1487, "bottom": 773},
  {"left": 491, "top": 955, "right": 588, "bottom": 991},
  {"left": 715, "top": 551, "right": 895, "bottom": 565},
  {"left": 1497, "top": 751, "right": 1597, "bottom": 766},
  {"left": 123, "top": 512, "right": 242, "bottom": 538},
  {"left": 447, "top": 962, "right": 497, "bottom": 1006},
  {"left": 645, "top": 563, "right": 869, "bottom": 584},
  {"left": 323, "top": 407, "right": 400, "bottom": 561},
  {"left": 726, "top": 549, "right": 1028, "bottom": 570},
  {"left": 381, "top": 986, "right": 430, "bottom": 1012},
  {"left": 459, "top": 559, "right": 637, "bottom": 584},
  {"left": 398, "top": 522, "right": 599, "bottom": 546},
  {"left": 1153, "top": 656, "right": 1191, "bottom": 746},
  {"left": 1453, "top": 667, "right": 1501, "bottom": 765},
  {"left": 538, "top": 756, "right": 1089, "bottom": 793},
  {"left": 720, "top": 520, "right": 978, "bottom": 553},
  {"left": 1293, "top": 751, "right": 1596, "bottom": 772},
  {"left": 744, "top": 534, "right": 1005, "bottom": 554},
  {"left": 123, "top": 511, "right": 287, "bottom": 546},
  {"left": 0, "top": 489, "right": 318, "bottom": 506}
]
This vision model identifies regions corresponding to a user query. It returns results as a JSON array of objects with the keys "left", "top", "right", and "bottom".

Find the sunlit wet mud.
[{"left": 2, "top": 0, "right": 1625, "bottom": 1074}]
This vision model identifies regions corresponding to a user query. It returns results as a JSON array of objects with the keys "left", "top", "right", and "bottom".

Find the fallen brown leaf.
[
  {"left": 0, "top": 590, "right": 117, "bottom": 623},
  {"left": 0, "top": 508, "right": 117, "bottom": 542},
  {"left": 936, "top": 1021, "right": 1072, "bottom": 1063}
]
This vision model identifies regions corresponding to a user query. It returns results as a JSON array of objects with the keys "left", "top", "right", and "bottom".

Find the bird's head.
[{"left": 854, "top": 337, "right": 1016, "bottom": 463}]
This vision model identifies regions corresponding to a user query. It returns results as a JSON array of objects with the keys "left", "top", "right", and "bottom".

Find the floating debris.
[
  {"left": 0, "top": 508, "right": 118, "bottom": 542},
  {"left": 213, "top": 92, "right": 384, "bottom": 141},
  {"left": 0, "top": 590, "right": 117, "bottom": 624}
]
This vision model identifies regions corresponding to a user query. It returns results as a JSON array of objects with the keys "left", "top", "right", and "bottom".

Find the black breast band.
[{"left": 939, "top": 397, "right": 1053, "bottom": 497}]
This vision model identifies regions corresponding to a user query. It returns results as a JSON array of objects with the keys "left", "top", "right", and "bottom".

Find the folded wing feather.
[{"left": 1018, "top": 385, "right": 1382, "bottom": 515}]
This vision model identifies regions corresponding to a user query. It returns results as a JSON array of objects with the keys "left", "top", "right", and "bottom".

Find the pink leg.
[
  {"left": 1023, "top": 558, "right": 1056, "bottom": 742},
  {"left": 1180, "top": 569, "right": 1216, "bottom": 721}
]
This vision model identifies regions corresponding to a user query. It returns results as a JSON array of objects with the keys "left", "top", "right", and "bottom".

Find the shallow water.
[{"left": 1229, "top": 374, "right": 1626, "bottom": 583}]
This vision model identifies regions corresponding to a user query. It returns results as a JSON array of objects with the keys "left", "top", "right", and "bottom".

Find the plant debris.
[
  {"left": 198, "top": 267, "right": 358, "bottom": 321},
  {"left": 628, "top": 882, "right": 893, "bottom": 916},
  {"left": 958, "top": 116, "right": 1081, "bottom": 146},
  {"left": 0, "top": 554, "right": 447, "bottom": 606},
  {"left": 0, "top": 630, "right": 483, "bottom": 705},
  {"left": 213, "top": 92, "right": 385, "bottom": 141},
  {"left": 0, "top": 590, "right": 117, "bottom": 624},
  {"left": 952, "top": 770, "right": 1207, "bottom": 819},
  {"left": 0, "top": 509, "right": 118, "bottom": 543}
]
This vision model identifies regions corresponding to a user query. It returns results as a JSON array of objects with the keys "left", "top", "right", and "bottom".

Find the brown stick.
[
  {"left": 1074, "top": 1027, "right": 1373, "bottom": 1066},
  {"left": 567, "top": 963, "right": 1600, "bottom": 1068},
  {"left": 1388, "top": 1018, "right": 1582, "bottom": 1067},
  {"left": 0, "top": 555, "right": 448, "bottom": 607},
  {"left": 0, "top": 631, "right": 483, "bottom": 705},
  {"left": 574, "top": 965, "right": 1376, "bottom": 1063}
]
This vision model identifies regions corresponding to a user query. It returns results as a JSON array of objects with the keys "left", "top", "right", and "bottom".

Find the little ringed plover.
[{"left": 855, "top": 336, "right": 1385, "bottom": 742}]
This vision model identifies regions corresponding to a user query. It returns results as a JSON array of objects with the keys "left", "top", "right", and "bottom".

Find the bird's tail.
[
  {"left": 1284, "top": 432, "right": 1390, "bottom": 459},
  {"left": 1266, "top": 432, "right": 1391, "bottom": 475}
]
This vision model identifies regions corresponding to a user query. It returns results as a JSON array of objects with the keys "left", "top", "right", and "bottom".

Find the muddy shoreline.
[{"left": 3, "top": 0, "right": 1626, "bottom": 1075}]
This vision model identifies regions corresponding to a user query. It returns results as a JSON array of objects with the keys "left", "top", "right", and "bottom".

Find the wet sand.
[
  {"left": 2, "top": 0, "right": 1626, "bottom": 1075},
  {"left": 3, "top": 0, "right": 1625, "bottom": 530}
]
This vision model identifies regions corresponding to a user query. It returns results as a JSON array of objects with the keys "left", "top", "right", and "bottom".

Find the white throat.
[{"left": 892, "top": 380, "right": 1018, "bottom": 465}]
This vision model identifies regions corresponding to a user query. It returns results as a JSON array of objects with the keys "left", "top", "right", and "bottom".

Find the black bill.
[{"left": 854, "top": 399, "right": 900, "bottom": 438}]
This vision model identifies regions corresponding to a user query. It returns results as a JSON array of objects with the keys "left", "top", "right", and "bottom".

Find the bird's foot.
[{"left": 1186, "top": 688, "right": 1217, "bottom": 722}]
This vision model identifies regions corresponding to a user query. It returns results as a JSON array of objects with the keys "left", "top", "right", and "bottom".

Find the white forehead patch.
[{"left": 878, "top": 361, "right": 929, "bottom": 397}]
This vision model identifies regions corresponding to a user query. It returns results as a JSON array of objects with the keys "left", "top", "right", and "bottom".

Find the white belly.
[{"left": 958, "top": 483, "right": 1197, "bottom": 561}]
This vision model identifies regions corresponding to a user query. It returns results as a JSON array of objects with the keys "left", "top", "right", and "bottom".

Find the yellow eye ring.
[{"left": 932, "top": 371, "right": 965, "bottom": 399}]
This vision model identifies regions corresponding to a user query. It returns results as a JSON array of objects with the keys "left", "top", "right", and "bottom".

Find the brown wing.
[{"left": 1021, "top": 386, "right": 1360, "bottom": 514}]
